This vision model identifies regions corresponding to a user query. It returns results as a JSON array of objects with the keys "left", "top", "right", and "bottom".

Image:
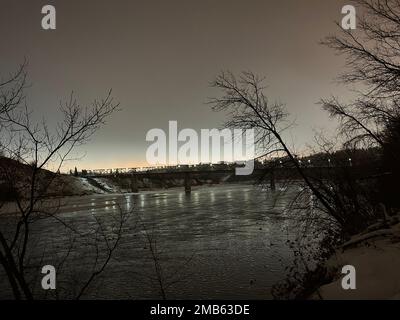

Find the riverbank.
[{"left": 310, "top": 214, "right": 400, "bottom": 299}]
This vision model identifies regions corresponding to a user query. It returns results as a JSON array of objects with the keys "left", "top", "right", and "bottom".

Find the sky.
[{"left": 0, "top": 0, "right": 356, "bottom": 171}]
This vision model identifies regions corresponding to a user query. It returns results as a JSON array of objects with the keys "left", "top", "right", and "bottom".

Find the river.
[{"left": 1, "top": 184, "right": 309, "bottom": 299}]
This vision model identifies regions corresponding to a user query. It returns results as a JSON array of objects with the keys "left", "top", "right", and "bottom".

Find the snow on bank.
[
  {"left": 76, "top": 177, "right": 105, "bottom": 194},
  {"left": 91, "top": 177, "right": 121, "bottom": 193},
  {"left": 311, "top": 216, "right": 400, "bottom": 300},
  {"left": 74, "top": 177, "right": 121, "bottom": 194}
]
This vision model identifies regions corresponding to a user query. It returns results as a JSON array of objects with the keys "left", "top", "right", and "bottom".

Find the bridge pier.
[
  {"left": 130, "top": 175, "right": 139, "bottom": 193},
  {"left": 184, "top": 172, "right": 191, "bottom": 194},
  {"left": 270, "top": 168, "right": 276, "bottom": 191}
]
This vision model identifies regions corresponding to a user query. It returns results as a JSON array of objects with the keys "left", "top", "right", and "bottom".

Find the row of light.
[{"left": 278, "top": 158, "right": 352, "bottom": 165}]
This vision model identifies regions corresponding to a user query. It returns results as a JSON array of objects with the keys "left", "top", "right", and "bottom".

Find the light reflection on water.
[{"left": 2, "top": 184, "right": 305, "bottom": 299}]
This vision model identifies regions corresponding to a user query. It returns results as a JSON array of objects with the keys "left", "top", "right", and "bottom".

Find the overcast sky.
[{"left": 0, "top": 0, "right": 356, "bottom": 170}]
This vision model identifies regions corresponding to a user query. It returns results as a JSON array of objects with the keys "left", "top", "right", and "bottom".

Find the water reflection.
[
  {"left": 17, "top": 184, "right": 304, "bottom": 299},
  {"left": 210, "top": 191, "right": 215, "bottom": 204}
]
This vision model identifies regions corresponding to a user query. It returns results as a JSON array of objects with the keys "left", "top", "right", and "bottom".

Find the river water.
[{"left": 1, "top": 184, "right": 308, "bottom": 299}]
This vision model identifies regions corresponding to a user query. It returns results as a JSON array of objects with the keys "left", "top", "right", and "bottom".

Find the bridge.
[{"left": 81, "top": 164, "right": 375, "bottom": 194}]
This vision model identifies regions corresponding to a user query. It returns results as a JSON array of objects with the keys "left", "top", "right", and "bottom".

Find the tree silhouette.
[{"left": 0, "top": 61, "right": 130, "bottom": 299}]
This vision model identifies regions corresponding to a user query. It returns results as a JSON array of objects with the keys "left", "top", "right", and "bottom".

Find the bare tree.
[
  {"left": 321, "top": 0, "right": 400, "bottom": 150},
  {"left": 209, "top": 71, "right": 344, "bottom": 225},
  {"left": 207, "top": 70, "right": 384, "bottom": 297},
  {"left": 0, "top": 62, "right": 126, "bottom": 299},
  {"left": 320, "top": 0, "right": 400, "bottom": 213}
]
